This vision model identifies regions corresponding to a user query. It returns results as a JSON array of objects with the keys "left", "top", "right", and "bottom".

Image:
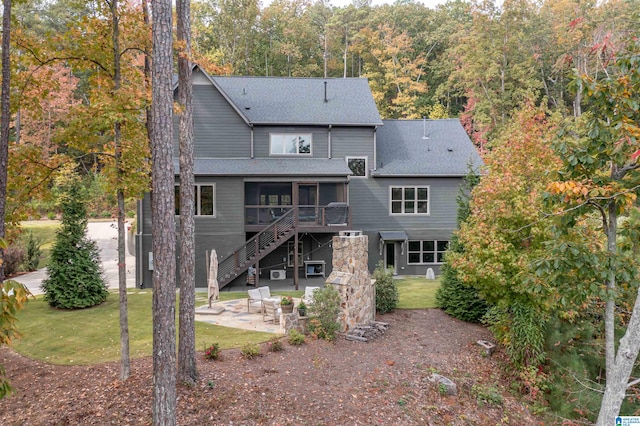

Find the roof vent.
[
  {"left": 447, "top": 147, "right": 453, "bottom": 152},
  {"left": 242, "top": 88, "right": 247, "bottom": 95},
  {"left": 422, "top": 117, "right": 429, "bottom": 140},
  {"left": 324, "top": 81, "right": 328, "bottom": 103}
]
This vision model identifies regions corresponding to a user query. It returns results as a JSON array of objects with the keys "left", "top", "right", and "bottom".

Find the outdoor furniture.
[
  {"left": 247, "top": 286, "right": 281, "bottom": 313},
  {"left": 302, "top": 286, "right": 320, "bottom": 306},
  {"left": 263, "top": 299, "right": 282, "bottom": 324},
  {"left": 247, "top": 288, "right": 263, "bottom": 313}
]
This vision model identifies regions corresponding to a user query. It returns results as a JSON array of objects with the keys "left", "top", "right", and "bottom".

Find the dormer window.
[{"left": 270, "top": 134, "right": 312, "bottom": 155}]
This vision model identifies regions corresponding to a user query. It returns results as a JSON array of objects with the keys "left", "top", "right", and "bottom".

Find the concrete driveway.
[{"left": 13, "top": 221, "right": 136, "bottom": 295}]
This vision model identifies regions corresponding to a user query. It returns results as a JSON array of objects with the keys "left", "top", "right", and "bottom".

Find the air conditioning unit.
[{"left": 270, "top": 270, "right": 286, "bottom": 280}]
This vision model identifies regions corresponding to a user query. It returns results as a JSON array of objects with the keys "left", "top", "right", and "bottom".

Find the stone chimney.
[{"left": 326, "top": 231, "right": 374, "bottom": 332}]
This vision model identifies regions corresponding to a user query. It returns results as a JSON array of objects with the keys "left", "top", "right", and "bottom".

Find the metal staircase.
[{"left": 217, "top": 208, "right": 296, "bottom": 289}]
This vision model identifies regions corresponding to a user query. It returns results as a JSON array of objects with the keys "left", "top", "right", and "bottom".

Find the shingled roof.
[
  {"left": 175, "top": 158, "right": 353, "bottom": 177},
  {"left": 210, "top": 76, "right": 383, "bottom": 126},
  {"left": 374, "top": 119, "right": 484, "bottom": 177}
]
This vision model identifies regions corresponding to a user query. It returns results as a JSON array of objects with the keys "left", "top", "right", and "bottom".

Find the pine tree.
[
  {"left": 42, "top": 169, "right": 108, "bottom": 309},
  {"left": 436, "top": 167, "right": 487, "bottom": 322}
]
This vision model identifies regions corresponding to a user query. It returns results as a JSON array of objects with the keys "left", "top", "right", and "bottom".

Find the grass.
[
  {"left": 11, "top": 276, "right": 439, "bottom": 365},
  {"left": 12, "top": 290, "right": 274, "bottom": 365},
  {"left": 20, "top": 220, "right": 60, "bottom": 269},
  {"left": 395, "top": 276, "right": 440, "bottom": 309}
]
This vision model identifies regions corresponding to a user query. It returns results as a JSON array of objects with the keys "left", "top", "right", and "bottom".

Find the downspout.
[
  {"left": 135, "top": 199, "right": 144, "bottom": 288},
  {"left": 250, "top": 125, "right": 254, "bottom": 158},
  {"left": 328, "top": 124, "right": 332, "bottom": 158},
  {"left": 373, "top": 126, "right": 378, "bottom": 171}
]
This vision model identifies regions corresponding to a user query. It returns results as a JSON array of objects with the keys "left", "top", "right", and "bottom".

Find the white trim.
[
  {"left": 269, "top": 133, "right": 313, "bottom": 156},
  {"left": 389, "top": 186, "right": 430, "bottom": 215},
  {"left": 345, "top": 156, "right": 368, "bottom": 178}
]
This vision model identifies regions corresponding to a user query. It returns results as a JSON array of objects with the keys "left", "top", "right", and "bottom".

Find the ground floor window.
[
  {"left": 175, "top": 184, "right": 216, "bottom": 216},
  {"left": 407, "top": 240, "right": 448, "bottom": 264}
]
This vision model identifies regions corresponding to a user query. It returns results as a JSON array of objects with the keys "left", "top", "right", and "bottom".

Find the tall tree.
[
  {"left": 109, "top": 0, "right": 130, "bottom": 381},
  {"left": 177, "top": 0, "right": 197, "bottom": 386},
  {"left": 451, "top": 101, "right": 561, "bottom": 368},
  {"left": 0, "top": 0, "right": 11, "bottom": 280},
  {"left": 151, "top": 0, "right": 177, "bottom": 422},
  {"left": 545, "top": 37, "right": 640, "bottom": 424}
]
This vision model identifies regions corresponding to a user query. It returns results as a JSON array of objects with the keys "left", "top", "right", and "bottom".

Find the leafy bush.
[
  {"left": 372, "top": 261, "right": 398, "bottom": 314},
  {"left": 287, "top": 329, "right": 305, "bottom": 345},
  {"left": 42, "top": 168, "right": 108, "bottom": 309},
  {"left": 484, "top": 302, "right": 546, "bottom": 368},
  {"left": 46, "top": 212, "right": 56, "bottom": 220},
  {"left": 471, "top": 384, "right": 503, "bottom": 407},
  {"left": 3, "top": 245, "right": 25, "bottom": 277},
  {"left": 267, "top": 338, "right": 284, "bottom": 352},
  {"left": 241, "top": 342, "right": 261, "bottom": 359},
  {"left": 204, "top": 343, "right": 221, "bottom": 360},
  {"left": 307, "top": 285, "right": 341, "bottom": 341},
  {"left": 22, "top": 230, "right": 42, "bottom": 271}
]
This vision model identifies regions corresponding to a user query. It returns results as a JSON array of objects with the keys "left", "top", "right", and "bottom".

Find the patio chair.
[
  {"left": 302, "top": 286, "right": 320, "bottom": 306},
  {"left": 247, "top": 288, "right": 263, "bottom": 313},
  {"left": 263, "top": 299, "right": 282, "bottom": 324}
]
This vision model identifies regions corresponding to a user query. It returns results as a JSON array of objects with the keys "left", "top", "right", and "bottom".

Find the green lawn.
[
  {"left": 11, "top": 278, "right": 439, "bottom": 365},
  {"left": 21, "top": 220, "right": 60, "bottom": 268},
  {"left": 395, "top": 276, "right": 440, "bottom": 309},
  {"left": 12, "top": 290, "right": 274, "bottom": 365}
]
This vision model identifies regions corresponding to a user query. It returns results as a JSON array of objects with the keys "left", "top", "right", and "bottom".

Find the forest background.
[{"left": 1, "top": 0, "right": 639, "bottom": 423}]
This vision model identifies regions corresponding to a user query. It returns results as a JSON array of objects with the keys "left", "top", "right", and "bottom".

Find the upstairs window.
[
  {"left": 346, "top": 156, "right": 367, "bottom": 178},
  {"left": 175, "top": 184, "right": 216, "bottom": 216},
  {"left": 270, "top": 134, "right": 312, "bottom": 155},
  {"left": 390, "top": 186, "right": 429, "bottom": 215}
]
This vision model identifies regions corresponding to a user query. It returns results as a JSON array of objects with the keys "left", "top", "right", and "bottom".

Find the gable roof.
[
  {"left": 374, "top": 119, "right": 484, "bottom": 177},
  {"left": 209, "top": 75, "right": 383, "bottom": 127}
]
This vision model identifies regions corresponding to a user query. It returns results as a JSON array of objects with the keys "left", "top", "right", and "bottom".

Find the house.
[{"left": 134, "top": 66, "right": 483, "bottom": 289}]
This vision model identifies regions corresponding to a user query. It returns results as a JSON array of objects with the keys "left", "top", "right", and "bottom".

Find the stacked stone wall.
[{"left": 328, "top": 234, "right": 374, "bottom": 332}]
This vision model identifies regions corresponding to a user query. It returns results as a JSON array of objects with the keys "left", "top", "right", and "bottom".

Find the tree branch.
[{"left": 628, "top": 377, "right": 640, "bottom": 388}]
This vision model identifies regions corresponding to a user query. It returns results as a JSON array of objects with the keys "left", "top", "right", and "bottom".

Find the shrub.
[
  {"left": 42, "top": 167, "right": 108, "bottom": 309},
  {"left": 372, "top": 261, "right": 398, "bottom": 314},
  {"left": 22, "top": 230, "right": 42, "bottom": 271},
  {"left": 267, "top": 338, "right": 284, "bottom": 352},
  {"left": 241, "top": 342, "right": 261, "bottom": 359},
  {"left": 287, "top": 329, "right": 306, "bottom": 345},
  {"left": 436, "top": 237, "right": 488, "bottom": 323},
  {"left": 204, "top": 343, "right": 221, "bottom": 360},
  {"left": 126, "top": 211, "right": 136, "bottom": 218},
  {"left": 46, "top": 212, "right": 56, "bottom": 220},
  {"left": 3, "top": 245, "right": 25, "bottom": 277},
  {"left": 307, "top": 285, "right": 341, "bottom": 341}
]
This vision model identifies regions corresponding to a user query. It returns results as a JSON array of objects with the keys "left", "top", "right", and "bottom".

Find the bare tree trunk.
[
  {"left": 0, "top": 0, "right": 12, "bottom": 282},
  {"left": 151, "top": 0, "right": 176, "bottom": 423},
  {"left": 596, "top": 170, "right": 640, "bottom": 424},
  {"left": 177, "top": 0, "right": 197, "bottom": 386},
  {"left": 110, "top": 0, "right": 131, "bottom": 382}
]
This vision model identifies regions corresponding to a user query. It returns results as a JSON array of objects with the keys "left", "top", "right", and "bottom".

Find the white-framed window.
[
  {"left": 175, "top": 184, "right": 216, "bottom": 216},
  {"left": 390, "top": 186, "right": 429, "bottom": 215},
  {"left": 346, "top": 156, "right": 367, "bottom": 178},
  {"left": 408, "top": 240, "right": 449, "bottom": 264},
  {"left": 270, "top": 133, "right": 312, "bottom": 155}
]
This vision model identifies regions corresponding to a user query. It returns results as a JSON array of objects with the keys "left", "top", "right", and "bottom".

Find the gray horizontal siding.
[
  {"left": 351, "top": 177, "right": 460, "bottom": 235},
  {"left": 173, "top": 84, "right": 251, "bottom": 158},
  {"left": 330, "top": 127, "right": 375, "bottom": 160}
]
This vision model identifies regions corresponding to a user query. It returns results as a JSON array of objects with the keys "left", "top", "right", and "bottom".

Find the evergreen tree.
[
  {"left": 436, "top": 167, "right": 487, "bottom": 322},
  {"left": 42, "top": 168, "right": 108, "bottom": 309}
]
